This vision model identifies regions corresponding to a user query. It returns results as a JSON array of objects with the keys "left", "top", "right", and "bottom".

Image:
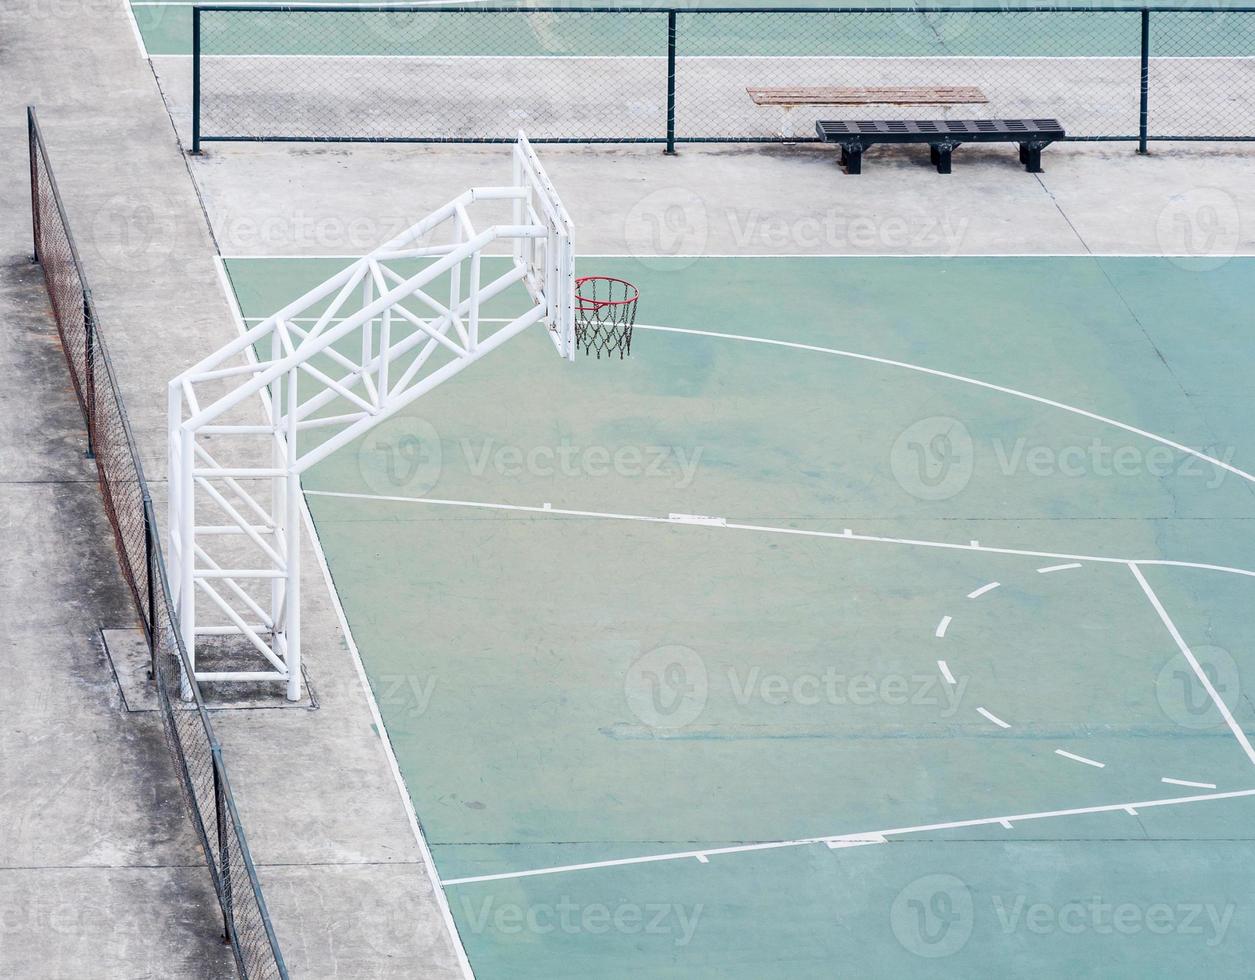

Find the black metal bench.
[{"left": 815, "top": 119, "right": 1065, "bottom": 174}]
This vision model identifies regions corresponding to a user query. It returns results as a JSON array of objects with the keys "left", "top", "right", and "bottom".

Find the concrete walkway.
[
  {"left": 1, "top": 3, "right": 468, "bottom": 978},
  {"left": 0, "top": 240, "right": 233, "bottom": 976}
]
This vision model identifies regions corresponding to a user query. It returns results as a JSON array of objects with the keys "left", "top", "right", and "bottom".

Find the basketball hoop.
[{"left": 574, "top": 276, "right": 638, "bottom": 360}]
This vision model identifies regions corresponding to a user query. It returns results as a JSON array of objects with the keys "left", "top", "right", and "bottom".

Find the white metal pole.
[
  {"left": 178, "top": 428, "right": 196, "bottom": 701},
  {"left": 167, "top": 381, "right": 183, "bottom": 603},
  {"left": 469, "top": 252, "right": 481, "bottom": 352},
  {"left": 362, "top": 273, "right": 374, "bottom": 393},
  {"left": 449, "top": 220, "right": 462, "bottom": 344},
  {"left": 512, "top": 145, "right": 523, "bottom": 272},
  {"left": 270, "top": 327, "right": 285, "bottom": 683},
  {"left": 284, "top": 366, "right": 302, "bottom": 702}
]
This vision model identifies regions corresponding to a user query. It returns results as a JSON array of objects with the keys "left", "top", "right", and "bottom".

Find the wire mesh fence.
[
  {"left": 27, "top": 106, "right": 288, "bottom": 980},
  {"left": 192, "top": 4, "right": 1255, "bottom": 151}
]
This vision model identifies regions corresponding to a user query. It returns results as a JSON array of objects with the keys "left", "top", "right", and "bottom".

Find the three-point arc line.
[
  {"left": 1163, "top": 777, "right": 1218, "bottom": 790},
  {"left": 1055, "top": 749, "right": 1106, "bottom": 768},
  {"left": 977, "top": 707, "right": 1011, "bottom": 729},
  {"left": 1038, "top": 562, "right": 1083, "bottom": 574},
  {"left": 939, "top": 567, "right": 1244, "bottom": 786}
]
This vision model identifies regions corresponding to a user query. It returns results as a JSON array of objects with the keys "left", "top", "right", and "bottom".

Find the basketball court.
[
  {"left": 12, "top": 0, "right": 1255, "bottom": 975},
  {"left": 128, "top": 0, "right": 1248, "bottom": 57},
  {"left": 214, "top": 241, "right": 1255, "bottom": 976}
]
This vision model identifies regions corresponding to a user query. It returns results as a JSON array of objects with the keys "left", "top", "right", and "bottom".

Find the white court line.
[
  {"left": 827, "top": 834, "right": 887, "bottom": 850},
  {"left": 633, "top": 323, "right": 1255, "bottom": 493},
  {"left": 1129, "top": 562, "right": 1255, "bottom": 767},
  {"left": 302, "top": 489, "right": 1255, "bottom": 581},
  {"left": 299, "top": 505, "right": 474, "bottom": 978},
  {"left": 1038, "top": 562, "right": 1083, "bottom": 574},
  {"left": 967, "top": 581, "right": 1000, "bottom": 598},
  {"left": 670, "top": 513, "right": 727, "bottom": 527},
  {"left": 223, "top": 252, "right": 1255, "bottom": 260},
  {"left": 209, "top": 257, "right": 476, "bottom": 979},
  {"left": 1162, "top": 777, "right": 1218, "bottom": 790},
  {"left": 441, "top": 787, "right": 1255, "bottom": 886},
  {"left": 937, "top": 660, "right": 956, "bottom": 686},
  {"left": 154, "top": 51, "right": 1235, "bottom": 62},
  {"left": 977, "top": 707, "right": 1011, "bottom": 729},
  {"left": 121, "top": 0, "right": 149, "bottom": 58},
  {"left": 1055, "top": 749, "right": 1105, "bottom": 768},
  {"left": 934, "top": 615, "right": 952, "bottom": 638},
  {"left": 134, "top": 0, "right": 498, "bottom": 5}
]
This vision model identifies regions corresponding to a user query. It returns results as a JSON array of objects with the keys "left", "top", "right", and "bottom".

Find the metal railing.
[
  {"left": 27, "top": 106, "right": 289, "bottom": 980},
  {"left": 191, "top": 4, "right": 1255, "bottom": 152}
]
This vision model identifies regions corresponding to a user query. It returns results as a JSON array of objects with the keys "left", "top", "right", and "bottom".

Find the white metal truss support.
[{"left": 168, "top": 134, "right": 574, "bottom": 700}]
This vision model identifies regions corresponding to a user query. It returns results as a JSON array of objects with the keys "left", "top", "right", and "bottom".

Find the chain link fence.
[
  {"left": 27, "top": 106, "right": 289, "bottom": 980},
  {"left": 192, "top": 4, "right": 1255, "bottom": 152}
]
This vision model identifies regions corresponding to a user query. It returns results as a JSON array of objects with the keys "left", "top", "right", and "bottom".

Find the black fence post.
[
  {"left": 28, "top": 108, "right": 40, "bottom": 264},
  {"left": 1139, "top": 9, "right": 1150, "bottom": 154},
  {"left": 213, "top": 750, "right": 234, "bottom": 943},
  {"left": 665, "top": 10, "right": 677, "bottom": 154},
  {"left": 143, "top": 498, "right": 157, "bottom": 674},
  {"left": 82, "top": 291, "right": 96, "bottom": 459},
  {"left": 192, "top": 6, "right": 202, "bottom": 154}
]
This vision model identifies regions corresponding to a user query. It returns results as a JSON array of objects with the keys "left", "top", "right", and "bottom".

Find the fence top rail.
[
  {"left": 194, "top": 4, "right": 1255, "bottom": 13},
  {"left": 27, "top": 108, "right": 92, "bottom": 298}
]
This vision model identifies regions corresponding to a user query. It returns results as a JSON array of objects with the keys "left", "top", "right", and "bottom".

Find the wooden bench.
[
  {"left": 747, "top": 86, "right": 989, "bottom": 108},
  {"left": 748, "top": 86, "right": 990, "bottom": 138},
  {"left": 815, "top": 118, "right": 1066, "bottom": 174}
]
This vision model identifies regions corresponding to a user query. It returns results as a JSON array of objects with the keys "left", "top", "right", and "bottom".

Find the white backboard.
[{"left": 513, "top": 133, "right": 576, "bottom": 360}]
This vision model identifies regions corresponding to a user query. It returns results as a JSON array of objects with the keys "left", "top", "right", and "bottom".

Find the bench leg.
[
  {"left": 841, "top": 142, "right": 863, "bottom": 175},
  {"left": 1019, "top": 140, "right": 1046, "bottom": 173},
  {"left": 932, "top": 140, "right": 958, "bottom": 174},
  {"left": 779, "top": 105, "right": 798, "bottom": 141}
]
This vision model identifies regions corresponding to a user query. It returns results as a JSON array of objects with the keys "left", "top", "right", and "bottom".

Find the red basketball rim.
[{"left": 574, "top": 275, "right": 639, "bottom": 311}]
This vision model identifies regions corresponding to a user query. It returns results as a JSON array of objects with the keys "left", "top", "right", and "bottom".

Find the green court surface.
[
  {"left": 133, "top": 1, "right": 1253, "bottom": 58},
  {"left": 224, "top": 255, "right": 1255, "bottom": 977}
]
